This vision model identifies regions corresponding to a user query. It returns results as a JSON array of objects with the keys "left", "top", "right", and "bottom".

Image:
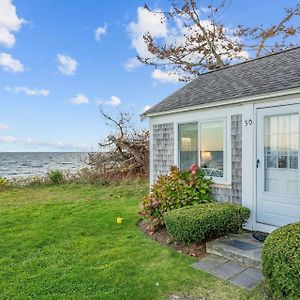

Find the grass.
[{"left": 0, "top": 180, "right": 266, "bottom": 299}]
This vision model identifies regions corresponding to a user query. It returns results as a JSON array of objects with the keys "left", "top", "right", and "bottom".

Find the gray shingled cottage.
[{"left": 142, "top": 47, "right": 300, "bottom": 233}]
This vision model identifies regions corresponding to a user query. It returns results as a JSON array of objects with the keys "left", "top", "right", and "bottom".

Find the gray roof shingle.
[{"left": 144, "top": 47, "right": 300, "bottom": 115}]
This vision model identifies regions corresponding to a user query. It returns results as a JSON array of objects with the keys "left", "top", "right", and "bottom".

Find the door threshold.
[{"left": 255, "top": 222, "right": 278, "bottom": 233}]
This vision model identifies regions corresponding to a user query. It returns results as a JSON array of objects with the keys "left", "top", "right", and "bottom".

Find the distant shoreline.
[{"left": 0, "top": 152, "right": 90, "bottom": 179}]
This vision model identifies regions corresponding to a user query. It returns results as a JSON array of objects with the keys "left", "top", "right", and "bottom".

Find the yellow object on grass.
[{"left": 116, "top": 217, "right": 123, "bottom": 224}]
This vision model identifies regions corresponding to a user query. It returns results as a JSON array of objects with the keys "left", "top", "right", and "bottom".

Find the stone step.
[{"left": 206, "top": 232, "right": 263, "bottom": 269}]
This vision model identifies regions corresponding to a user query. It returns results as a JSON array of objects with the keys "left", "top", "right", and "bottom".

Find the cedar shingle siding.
[{"left": 152, "top": 123, "right": 174, "bottom": 179}]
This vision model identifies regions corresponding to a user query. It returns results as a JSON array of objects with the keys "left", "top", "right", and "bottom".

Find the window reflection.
[
  {"left": 179, "top": 123, "right": 198, "bottom": 170},
  {"left": 200, "top": 121, "right": 224, "bottom": 178}
]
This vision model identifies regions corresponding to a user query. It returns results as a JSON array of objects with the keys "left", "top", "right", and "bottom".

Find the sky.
[{"left": 0, "top": 0, "right": 299, "bottom": 152}]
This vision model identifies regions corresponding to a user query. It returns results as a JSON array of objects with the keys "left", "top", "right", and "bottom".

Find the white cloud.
[
  {"left": 0, "top": 135, "right": 17, "bottom": 143},
  {"left": 106, "top": 96, "right": 121, "bottom": 106},
  {"left": 0, "top": 0, "right": 24, "bottom": 48},
  {"left": 0, "top": 52, "right": 24, "bottom": 72},
  {"left": 96, "top": 96, "right": 122, "bottom": 106},
  {"left": 143, "top": 105, "right": 152, "bottom": 113},
  {"left": 57, "top": 54, "right": 78, "bottom": 76},
  {"left": 70, "top": 93, "right": 90, "bottom": 105},
  {"left": 128, "top": 7, "right": 167, "bottom": 58},
  {"left": 123, "top": 57, "right": 142, "bottom": 72},
  {"left": 151, "top": 69, "right": 180, "bottom": 83},
  {"left": 0, "top": 123, "right": 9, "bottom": 131},
  {"left": 95, "top": 23, "right": 107, "bottom": 41},
  {"left": 5, "top": 86, "right": 50, "bottom": 96}
]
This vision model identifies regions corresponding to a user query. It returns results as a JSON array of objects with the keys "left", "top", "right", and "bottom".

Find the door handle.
[{"left": 256, "top": 159, "right": 260, "bottom": 168}]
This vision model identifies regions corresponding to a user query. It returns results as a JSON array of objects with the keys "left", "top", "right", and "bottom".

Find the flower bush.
[{"left": 139, "top": 165, "right": 213, "bottom": 231}]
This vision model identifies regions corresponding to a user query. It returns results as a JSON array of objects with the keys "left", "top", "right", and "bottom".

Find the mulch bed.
[{"left": 138, "top": 220, "right": 207, "bottom": 259}]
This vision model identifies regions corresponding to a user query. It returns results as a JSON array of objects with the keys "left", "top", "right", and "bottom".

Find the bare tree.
[
  {"left": 139, "top": 0, "right": 300, "bottom": 81},
  {"left": 88, "top": 108, "right": 149, "bottom": 177}
]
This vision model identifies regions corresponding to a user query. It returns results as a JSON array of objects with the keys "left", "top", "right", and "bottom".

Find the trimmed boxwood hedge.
[
  {"left": 164, "top": 202, "right": 250, "bottom": 244},
  {"left": 262, "top": 222, "right": 300, "bottom": 300}
]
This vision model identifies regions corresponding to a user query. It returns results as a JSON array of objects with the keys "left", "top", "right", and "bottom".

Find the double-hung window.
[{"left": 178, "top": 119, "right": 226, "bottom": 180}]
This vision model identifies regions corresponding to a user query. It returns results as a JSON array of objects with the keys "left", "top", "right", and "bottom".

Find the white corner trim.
[
  {"left": 149, "top": 119, "right": 154, "bottom": 186},
  {"left": 241, "top": 103, "right": 255, "bottom": 230},
  {"left": 145, "top": 87, "right": 300, "bottom": 118},
  {"left": 173, "top": 122, "right": 178, "bottom": 167}
]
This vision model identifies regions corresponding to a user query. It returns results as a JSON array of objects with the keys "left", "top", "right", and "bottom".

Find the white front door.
[{"left": 257, "top": 105, "right": 300, "bottom": 227}]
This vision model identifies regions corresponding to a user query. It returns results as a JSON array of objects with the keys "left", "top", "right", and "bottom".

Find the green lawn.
[{"left": 0, "top": 180, "right": 266, "bottom": 299}]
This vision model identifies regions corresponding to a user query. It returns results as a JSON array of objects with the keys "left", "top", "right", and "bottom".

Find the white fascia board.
[{"left": 144, "top": 87, "right": 300, "bottom": 119}]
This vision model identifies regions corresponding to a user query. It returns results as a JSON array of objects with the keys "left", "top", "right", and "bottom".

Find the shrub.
[
  {"left": 164, "top": 202, "right": 250, "bottom": 244},
  {"left": 139, "top": 165, "right": 213, "bottom": 230},
  {"left": 47, "top": 170, "right": 64, "bottom": 185},
  {"left": 262, "top": 222, "right": 300, "bottom": 300}
]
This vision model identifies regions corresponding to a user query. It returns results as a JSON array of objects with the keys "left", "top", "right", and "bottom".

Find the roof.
[{"left": 144, "top": 47, "right": 300, "bottom": 116}]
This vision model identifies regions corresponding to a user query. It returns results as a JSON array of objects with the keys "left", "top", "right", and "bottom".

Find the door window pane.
[
  {"left": 179, "top": 123, "right": 198, "bottom": 170},
  {"left": 267, "top": 134, "right": 277, "bottom": 151},
  {"left": 264, "top": 113, "right": 299, "bottom": 194},
  {"left": 291, "top": 114, "right": 298, "bottom": 133},
  {"left": 200, "top": 121, "right": 224, "bottom": 178},
  {"left": 279, "top": 115, "right": 289, "bottom": 133}
]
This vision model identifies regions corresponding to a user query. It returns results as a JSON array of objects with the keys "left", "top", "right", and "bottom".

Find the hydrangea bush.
[{"left": 139, "top": 164, "right": 213, "bottom": 231}]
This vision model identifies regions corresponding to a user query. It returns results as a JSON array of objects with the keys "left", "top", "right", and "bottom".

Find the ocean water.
[{"left": 0, "top": 152, "right": 89, "bottom": 178}]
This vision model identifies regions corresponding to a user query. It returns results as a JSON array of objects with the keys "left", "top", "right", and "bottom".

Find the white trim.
[
  {"left": 149, "top": 119, "right": 154, "bottom": 187},
  {"left": 151, "top": 105, "right": 242, "bottom": 125},
  {"left": 174, "top": 122, "right": 178, "bottom": 168},
  {"left": 242, "top": 103, "right": 255, "bottom": 231},
  {"left": 144, "top": 87, "right": 300, "bottom": 118}
]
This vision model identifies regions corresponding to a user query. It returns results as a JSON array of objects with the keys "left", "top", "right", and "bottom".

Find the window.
[
  {"left": 179, "top": 119, "right": 225, "bottom": 179},
  {"left": 264, "top": 114, "right": 298, "bottom": 170},
  {"left": 179, "top": 123, "right": 198, "bottom": 170}
]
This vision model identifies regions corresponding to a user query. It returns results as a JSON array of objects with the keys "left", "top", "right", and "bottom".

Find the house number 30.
[{"left": 244, "top": 119, "right": 253, "bottom": 127}]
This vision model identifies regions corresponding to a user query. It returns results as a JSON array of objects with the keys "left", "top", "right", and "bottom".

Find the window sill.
[{"left": 211, "top": 182, "right": 232, "bottom": 189}]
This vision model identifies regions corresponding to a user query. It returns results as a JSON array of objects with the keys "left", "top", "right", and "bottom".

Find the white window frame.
[{"left": 178, "top": 117, "right": 228, "bottom": 183}]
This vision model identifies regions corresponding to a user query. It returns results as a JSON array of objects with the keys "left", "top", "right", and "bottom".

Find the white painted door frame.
[{"left": 255, "top": 103, "right": 300, "bottom": 232}]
